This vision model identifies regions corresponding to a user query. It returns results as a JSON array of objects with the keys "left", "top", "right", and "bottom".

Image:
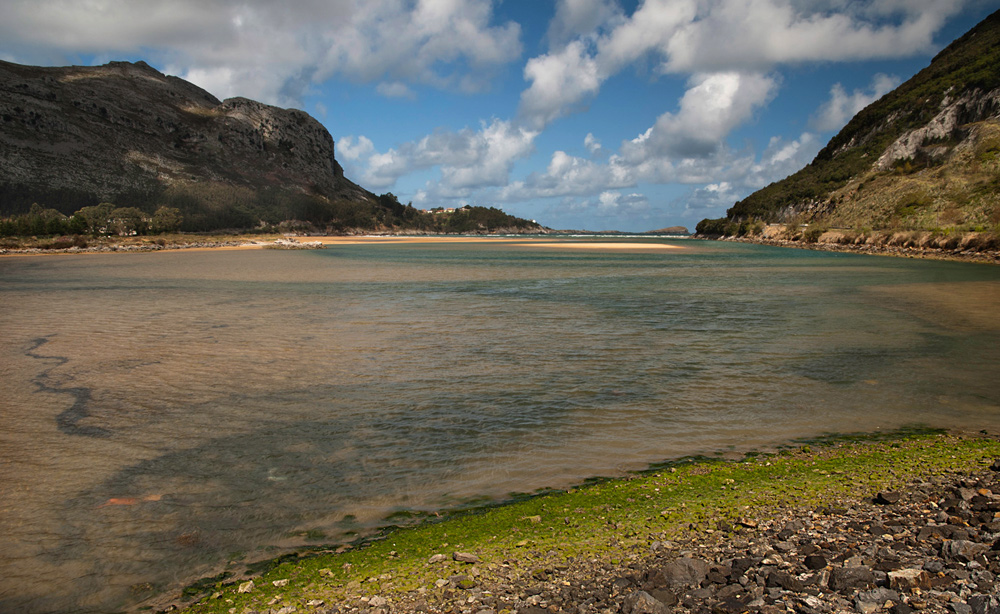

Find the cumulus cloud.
[
  {"left": 584, "top": 133, "right": 603, "bottom": 156},
  {"left": 342, "top": 119, "right": 538, "bottom": 191},
  {"left": 518, "top": 0, "right": 967, "bottom": 129},
  {"left": 498, "top": 150, "right": 632, "bottom": 202},
  {"left": 338, "top": 135, "right": 376, "bottom": 161},
  {"left": 519, "top": 40, "right": 602, "bottom": 129},
  {"left": 0, "top": 0, "right": 522, "bottom": 105},
  {"left": 810, "top": 73, "right": 902, "bottom": 132},
  {"left": 597, "top": 191, "right": 651, "bottom": 216},
  {"left": 621, "top": 71, "right": 779, "bottom": 160},
  {"left": 547, "top": 0, "right": 623, "bottom": 46},
  {"left": 663, "top": 0, "right": 964, "bottom": 72},
  {"left": 682, "top": 181, "right": 742, "bottom": 213}
]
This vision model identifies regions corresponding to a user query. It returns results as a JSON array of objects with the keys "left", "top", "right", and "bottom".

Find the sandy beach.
[
  {"left": 304, "top": 236, "right": 685, "bottom": 250},
  {"left": 0, "top": 235, "right": 686, "bottom": 256}
]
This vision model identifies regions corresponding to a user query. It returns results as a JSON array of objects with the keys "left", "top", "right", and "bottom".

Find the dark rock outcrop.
[{"left": 0, "top": 59, "right": 374, "bottom": 214}]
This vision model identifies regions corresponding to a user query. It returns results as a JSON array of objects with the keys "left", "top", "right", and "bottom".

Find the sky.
[{"left": 0, "top": 1, "right": 996, "bottom": 232}]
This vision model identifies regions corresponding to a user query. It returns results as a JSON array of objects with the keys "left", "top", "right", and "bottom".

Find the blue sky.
[{"left": 1, "top": 1, "right": 995, "bottom": 231}]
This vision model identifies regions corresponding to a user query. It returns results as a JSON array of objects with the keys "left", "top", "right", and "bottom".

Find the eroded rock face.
[
  {"left": 0, "top": 59, "right": 373, "bottom": 209},
  {"left": 874, "top": 88, "right": 1000, "bottom": 171}
]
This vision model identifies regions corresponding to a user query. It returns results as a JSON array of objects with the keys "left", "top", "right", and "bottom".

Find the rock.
[
  {"left": 623, "top": 590, "right": 671, "bottom": 614},
  {"left": 272, "top": 578, "right": 289, "bottom": 587},
  {"left": 968, "top": 595, "right": 1000, "bottom": 614},
  {"left": 730, "top": 558, "right": 756, "bottom": 578},
  {"left": 453, "top": 552, "right": 480, "bottom": 563},
  {"left": 875, "top": 492, "right": 902, "bottom": 505},
  {"left": 805, "top": 555, "right": 828, "bottom": 570},
  {"left": 990, "top": 459, "right": 1000, "bottom": 472},
  {"left": 715, "top": 597, "right": 750, "bottom": 614},
  {"left": 829, "top": 566, "right": 876, "bottom": 593},
  {"left": 941, "top": 539, "right": 989, "bottom": 562},
  {"left": 649, "top": 588, "right": 678, "bottom": 606},
  {"left": 648, "top": 557, "right": 710, "bottom": 588},
  {"left": 427, "top": 554, "right": 448, "bottom": 564},
  {"left": 969, "top": 595, "right": 1000, "bottom": 614},
  {"left": 857, "top": 587, "right": 900, "bottom": 604},
  {"left": 888, "top": 569, "right": 932, "bottom": 591},
  {"left": 237, "top": 580, "right": 254, "bottom": 594},
  {"left": 766, "top": 570, "right": 804, "bottom": 592}
]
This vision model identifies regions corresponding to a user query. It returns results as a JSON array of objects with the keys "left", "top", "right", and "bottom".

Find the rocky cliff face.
[
  {"left": 0, "top": 60, "right": 374, "bottom": 213},
  {"left": 874, "top": 88, "right": 1000, "bottom": 171}
]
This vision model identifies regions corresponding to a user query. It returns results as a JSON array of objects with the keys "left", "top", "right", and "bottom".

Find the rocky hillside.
[
  {"left": 0, "top": 60, "right": 544, "bottom": 235},
  {"left": 0, "top": 60, "right": 385, "bottom": 229},
  {"left": 697, "top": 10, "right": 1000, "bottom": 247}
]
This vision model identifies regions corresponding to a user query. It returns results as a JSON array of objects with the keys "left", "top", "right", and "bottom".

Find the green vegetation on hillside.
[{"left": 698, "top": 9, "right": 1000, "bottom": 239}]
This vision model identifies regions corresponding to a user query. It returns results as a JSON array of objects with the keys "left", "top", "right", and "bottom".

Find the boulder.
[
  {"left": 648, "top": 558, "right": 710, "bottom": 588},
  {"left": 623, "top": 591, "right": 671, "bottom": 614},
  {"left": 888, "top": 569, "right": 932, "bottom": 591},
  {"left": 829, "top": 566, "right": 876, "bottom": 593},
  {"left": 875, "top": 492, "right": 902, "bottom": 505},
  {"left": 941, "top": 540, "right": 988, "bottom": 563}
]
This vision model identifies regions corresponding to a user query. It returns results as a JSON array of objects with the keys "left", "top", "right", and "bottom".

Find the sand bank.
[{"left": 0, "top": 235, "right": 685, "bottom": 256}]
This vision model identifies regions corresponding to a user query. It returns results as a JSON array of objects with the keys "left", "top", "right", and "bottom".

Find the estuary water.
[{"left": 1, "top": 237, "right": 999, "bottom": 613}]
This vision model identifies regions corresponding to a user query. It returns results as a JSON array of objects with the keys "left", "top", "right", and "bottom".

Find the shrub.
[{"left": 803, "top": 225, "right": 827, "bottom": 243}]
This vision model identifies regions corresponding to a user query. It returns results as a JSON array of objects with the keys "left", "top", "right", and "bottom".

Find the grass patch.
[{"left": 176, "top": 428, "right": 1000, "bottom": 613}]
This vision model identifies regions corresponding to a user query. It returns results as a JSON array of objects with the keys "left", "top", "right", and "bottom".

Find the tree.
[
  {"left": 151, "top": 206, "right": 182, "bottom": 233},
  {"left": 109, "top": 207, "right": 148, "bottom": 235},
  {"left": 74, "top": 203, "right": 115, "bottom": 235}
]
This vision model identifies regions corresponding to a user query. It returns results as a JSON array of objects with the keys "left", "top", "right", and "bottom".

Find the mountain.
[
  {"left": 696, "top": 10, "right": 1000, "bottom": 248},
  {"left": 0, "top": 60, "right": 543, "bottom": 234}
]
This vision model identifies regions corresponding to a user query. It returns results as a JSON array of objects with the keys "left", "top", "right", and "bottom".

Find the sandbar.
[
  {"left": 307, "top": 236, "right": 684, "bottom": 250},
  {"left": 0, "top": 235, "right": 686, "bottom": 256}
]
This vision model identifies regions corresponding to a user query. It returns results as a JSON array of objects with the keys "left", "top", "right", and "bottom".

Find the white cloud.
[
  {"left": 664, "top": 0, "right": 965, "bottom": 72},
  {"left": 0, "top": 0, "right": 522, "bottom": 105},
  {"left": 498, "top": 150, "right": 633, "bottom": 202},
  {"left": 345, "top": 119, "right": 538, "bottom": 192},
  {"left": 745, "top": 132, "right": 822, "bottom": 188},
  {"left": 519, "top": 0, "right": 967, "bottom": 129},
  {"left": 584, "top": 133, "right": 603, "bottom": 156},
  {"left": 810, "top": 73, "right": 902, "bottom": 132},
  {"left": 338, "top": 135, "right": 376, "bottom": 161},
  {"left": 621, "top": 71, "right": 779, "bottom": 160},
  {"left": 376, "top": 81, "right": 417, "bottom": 99},
  {"left": 547, "top": 0, "right": 622, "bottom": 46},
  {"left": 682, "top": 181, "right": 742, "bottom": 213},
  {"left": 597, "top": 191, "right": 650, "bottom": 216},
  {"left": 519, "top": 40, "right": 602, "bottom": 129}
]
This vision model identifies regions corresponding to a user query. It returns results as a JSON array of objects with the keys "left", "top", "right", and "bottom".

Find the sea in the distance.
[{"left": 1, "top": 237, "right": 999, "bottom": 613}]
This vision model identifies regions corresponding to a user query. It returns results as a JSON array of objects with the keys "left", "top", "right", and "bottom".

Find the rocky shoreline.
[
  {"left": 0, "top": 238, "right": 325, "bottom": 255},
  {"left": 705, "top": 232, "right": 1000, "bottom": 265},
  {"left": 175, "top": 439, "right": 1000, "bottom": 614},
  {"left": 302, "top": 467, "right": 997, "bottom": 614}
]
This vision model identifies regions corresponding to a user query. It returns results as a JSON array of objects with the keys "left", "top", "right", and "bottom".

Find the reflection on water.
[{"left": 1, "top": 238, "right": 999, "bottom": 612}]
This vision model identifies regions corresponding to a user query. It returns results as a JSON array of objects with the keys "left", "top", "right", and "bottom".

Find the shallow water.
[{"left": 1, "top": 238, "right": 999, "bottom": 612}]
